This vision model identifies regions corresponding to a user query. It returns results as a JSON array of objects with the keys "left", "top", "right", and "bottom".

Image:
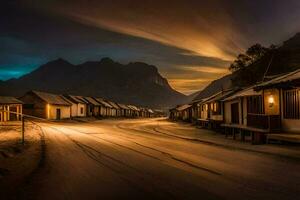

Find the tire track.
[
  {"left": 63, "top": 124, "right": 222, "bottom": 176},
  {"left": 43, "top": 125, "right": 178, "bottom": 200}
]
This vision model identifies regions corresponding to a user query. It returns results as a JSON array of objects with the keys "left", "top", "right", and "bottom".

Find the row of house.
[
  {"left": 170, "top": 69, "right": 300, "bottom": 144},
  {"left": 0, "top": 90, "right": 155, "bottom": 121}
]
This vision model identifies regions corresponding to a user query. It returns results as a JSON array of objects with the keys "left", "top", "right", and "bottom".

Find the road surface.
[{"left": 15, "top": 118, "right": 300, "bottom": 200}]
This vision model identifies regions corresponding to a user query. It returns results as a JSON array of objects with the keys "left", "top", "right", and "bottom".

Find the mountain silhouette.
[{"left": 0, "top": 58, "right": 187, "bottom": 109}]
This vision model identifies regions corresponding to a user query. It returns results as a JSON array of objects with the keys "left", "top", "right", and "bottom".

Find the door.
[
  {"left": 231, "top": 103, "right": 239, "bottom": 124},
  {"left": 56, "top": 108, "right": 61, "bottom": 120}
]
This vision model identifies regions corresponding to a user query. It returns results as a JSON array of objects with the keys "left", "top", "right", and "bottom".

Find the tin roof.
[
  {"left": 84, "top": 97, "right": 101, "bottom": 106},
  {"left": 255, "top": 68, "right": 300, "bottom": 89},
  {"left": 117, "top": 103, "right": 130, "bottom": 109},
  {"left": 64, "top": 95, "right": 86, "bottom": 104},
  {"left": 127, "top": 105, "right": 140, "bottom": 111},
  {"left": 106, "top": 101, "right": 120, "bottom": 109},
  {"left": 176, "top": 104, "right": 192, "bottom": 111},
  {"left": 74, "top": 96, "right": 89, "bottom": 104},
  {"left": 30, "top": 91, "right": 71, "bottom": 106},
  {"left": 0, "top": 96, "right": 23, "bottom": 104},
  {"left": 94, "top": 98, "right": 113, "bottom": 108},
  {"left": 222, "top": 86, "right": 262, "bottom": 101}
]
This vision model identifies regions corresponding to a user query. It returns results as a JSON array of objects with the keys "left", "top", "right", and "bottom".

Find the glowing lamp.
[{"left": 268, "top": 95, "right": 274, "bottom": 107}]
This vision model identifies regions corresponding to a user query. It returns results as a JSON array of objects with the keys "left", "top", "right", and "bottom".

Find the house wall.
[
  {"left": 77, "top": 103, "right": 86, "bottom": 117},
  {"left": 20, "top": 93, "right": 47, "bottom": 118},
  {"left": 48, "top": 105, "right": 70, "bottom": 119},
  {"left": 70, "top": 104, "right": 77, "bottom": 117},
  {"left": 242, "top": 97, "right": 248, "bottom": 126},
  {"left": 200, "top": 104, "right": 208, "bottom": 119},
  {"left": 264, "top": 88, "right": 280, "bottom": 115},
  {"left": 86, "top": 105, "right": 93, "bottom": 116},
  {"left": 278, "top": 88, "right": 300, "bottom": 132},
  {"left": 224, "top": 99, "right": 242, "bottom": 124},
  {"left": 111, "top": 109, "right": 117, "bottom": 116},
  {"left": 93, "top": 106, "right": 100, "bottom": 116}
]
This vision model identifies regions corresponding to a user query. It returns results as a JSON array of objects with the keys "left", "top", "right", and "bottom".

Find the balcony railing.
[{"left": 247, "top": 113, "right": 281, "bottom": 131}]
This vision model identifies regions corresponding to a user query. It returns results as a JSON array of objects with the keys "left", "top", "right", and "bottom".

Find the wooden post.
[{"left": 22, "top": 116, "right": 25, "bottom": 145}]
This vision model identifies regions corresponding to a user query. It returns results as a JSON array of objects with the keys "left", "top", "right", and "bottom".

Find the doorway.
[
  {"left": 56, "top": 108, "right": 61, "bottom": 120},
  {"left": 231, "top": 103, "right": 239, "bottom": 124}
]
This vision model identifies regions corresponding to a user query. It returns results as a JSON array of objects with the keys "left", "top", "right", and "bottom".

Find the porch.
[
  {"left": 267, "top": 133, "right": 300, "bottom": 144},
  {"left": 221, "top": 123, "right": 269, "bottom": 144}
]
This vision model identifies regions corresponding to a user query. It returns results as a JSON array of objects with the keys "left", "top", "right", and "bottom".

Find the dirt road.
[{"left": 11, "top": 118, "right": 300, "bottom": 200}]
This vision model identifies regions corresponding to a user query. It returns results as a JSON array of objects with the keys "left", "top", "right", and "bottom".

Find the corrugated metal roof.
[
  {"left": 64, "top": 95, "right": 86, "bottom": 104},
  {"left": 127, "top": 105, "right": 140, "bottom": 111},
  {"left": 176, "top": 104, "right": 192, "bottom": 111},
  {"left": 222, "top": 86, "right": 262, "bottom": 101},
  {"left": 84, "top": 97, "right": 101, "bottom": 106},
  {"left": 60, "top": 95, "right": 74, "bottom": 105},
  {"left": 94, "top": 98, "right": 113, "bottom": 108},
  {"left": 117, "top": 103, "right": 130, "bottom": 109},
  {"left": 106, "top": 101, "right": 120, "bottom": 109},
  {"left": 74, "top": 96, "right": 89, "bottom": 104},
  {"left": 31, "top": 91, "right": 71, "bottom": 106},
  {"left": 255, "top": 68, "right": 300, "bottom": 88},
  {"left": 147, "top": 109, "right": 154, "bottom": 113},
  {"left": 0, "top": 96, "right": 23, "bottom": 104}
]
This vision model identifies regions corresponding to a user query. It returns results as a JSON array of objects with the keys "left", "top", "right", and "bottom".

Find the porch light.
[{"left": 268, "top": 95, "right": 274, "bottom": 107}]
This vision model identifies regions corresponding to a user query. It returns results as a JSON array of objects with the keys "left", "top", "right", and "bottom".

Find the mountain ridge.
[{"left": 0, "top": 58, "right": 187, "bottom": 109}]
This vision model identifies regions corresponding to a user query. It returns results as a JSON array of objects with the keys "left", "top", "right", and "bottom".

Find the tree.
[
  {"left": 246, "top": 43, "right": 268, "bottom": 61},
  {"left": 229, "top": 54, "right": 251, "bottom": 72},
  {"left": 229, "top": 43, "right": 269, "bottom": 72}
]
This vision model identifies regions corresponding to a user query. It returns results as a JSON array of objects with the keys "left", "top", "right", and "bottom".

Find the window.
[
  {"left": 283, "top": 89, "right": 300, "bottom": 119},
  {"left": 212, "top": 102, "right": 221, "bottom": 114},
  {"left": 247, "top": 95, "right": 263, "bottom": 114},
  {"left": 80, "top": 107, "right": 84, "bottom": 114}
]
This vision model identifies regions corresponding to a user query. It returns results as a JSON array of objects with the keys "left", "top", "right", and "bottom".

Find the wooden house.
[
  {"left": 147, "top": 109, "right": 154, "bottom": 117},
  {"left": 117, "top": 103, "right": 130, "bottom": 117},
  {"left": 20, "top": 91, "right": 71, "bottom": 120},
  {"left": 169, "top": 104, "right": 192, "bottom": 121},
  {"left": 62, "top": 95, "right": 87, "bottom": 118},
  {"left": 83, "top": 97, "right": 101, "bottom": 117},
  {"left": 106, "top": 100, "right": 120, "bottom": 117},
  {"left": 221, "top": 86, "right": 280, "bottom": 144},
  {"left": 94, "top": 98, "right": 113, "bottom": 117},
  {"left": 189, "top": 100, "right": 202, "bottom": 122},
  {"left": 127, "top": 105, "right": 139, "bottom": 117},
  {"left": 73, "top": 96, "right": 91, "bottom": 116},
  {"left": 196, "top": 92, "right": 222, "bottom": 127},
  {"left": 205, "top": 90, "right": 237, "bottom": 130},
  {"left": 254, "top": 69, "right": 300, "bottom": 135},
  {"left": 0, "top": 96, "right": 23, "bottom": 122}
]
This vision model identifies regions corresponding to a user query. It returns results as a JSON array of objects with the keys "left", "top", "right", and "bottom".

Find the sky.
[{"left": 1, "top": 0, "right": 300, "bottom": 94}]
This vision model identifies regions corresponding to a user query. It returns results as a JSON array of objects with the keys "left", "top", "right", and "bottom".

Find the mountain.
[
  {"left": 194, "top": 32, "right": 300, "bottom": 101},
  {"left": 0, "top": 58, "right": 187, "bottom": 109},
  {"left": 193, "top": 74, "right": 234, "bottom": 100}
]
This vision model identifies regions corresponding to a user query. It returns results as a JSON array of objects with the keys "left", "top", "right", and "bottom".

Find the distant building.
[
  {"left": 84, "top": 97, "right": 102, "bottom": 117},
  {"left": 94, "top": 98, "right": 113, "bottom": 117},
  {"left": 63, "top": 95, "right": 87, "bottom": 118},
  {"left": 117, "top": 103, "right": 130, "bottom": 117},
  {"left": 106, "top": 100, "right": 121, "bottom": 117},
  {"left": 19, "top": 91, "right": 71, "bottom": 120},
  {"left": 0, "top": 96, "right": 23, "bottom": 122}
]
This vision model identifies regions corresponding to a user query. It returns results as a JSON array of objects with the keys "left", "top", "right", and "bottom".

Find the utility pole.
[{"left": 22, "top": 115, "right": 25, "bottom": 145}]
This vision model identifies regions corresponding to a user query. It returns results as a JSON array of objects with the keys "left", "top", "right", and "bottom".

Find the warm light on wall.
[
  {"left": 47, "top": 104, "right": 50, "bottom": 119},
  {"left": 268, "top": 95, "right": 274, "bottom": 107}
]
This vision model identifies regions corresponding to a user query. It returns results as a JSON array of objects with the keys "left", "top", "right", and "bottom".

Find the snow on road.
[{"left": 3, "top": 118, "right": 300, "bottom": 200}]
